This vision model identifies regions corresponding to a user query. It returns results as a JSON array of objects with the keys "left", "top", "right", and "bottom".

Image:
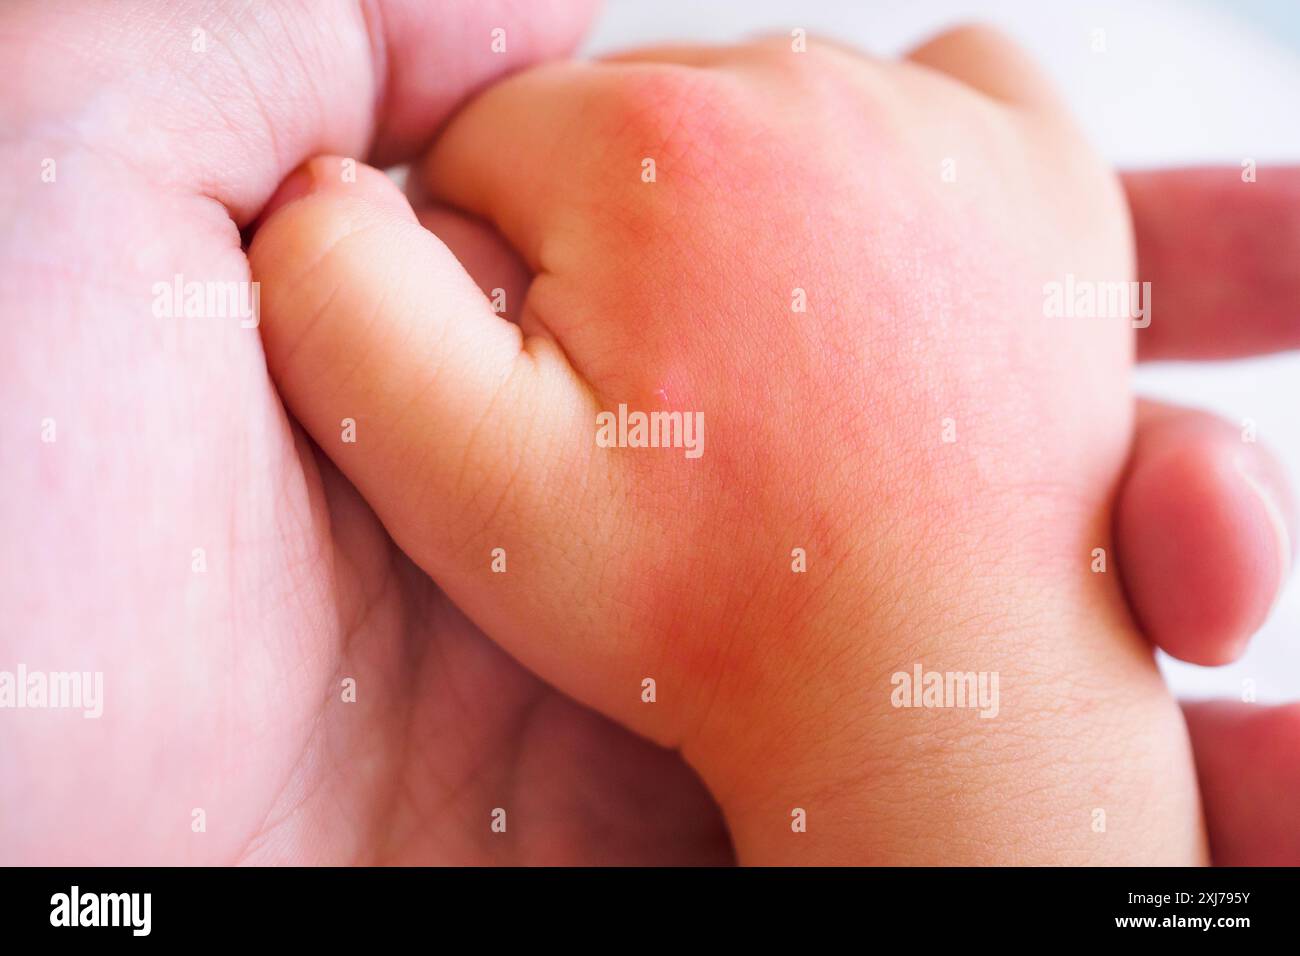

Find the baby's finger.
[
  {"left": 418, "top": 61, "right": 595, "bottom": 271},
  {"left": 249, "top": 156, "right": 597, "bottom": 623},
  {"left": 1183, "top": 701, "right": 1300, "bottom": 865},
  {"left": 904, "top": 23, "right": 1065, "bottom": 111},
  {"left": 1116, "top": 400, "right": 1294, "bottom": 664},
  {"left": 597, "top": 43, "right": 736, "bottom": 67},
  {"left": 1125, "top": 167, "right": 1300, "bottom": 360},
  {"left": 412, "top": 204, "right": 531, "bottom": 326}
]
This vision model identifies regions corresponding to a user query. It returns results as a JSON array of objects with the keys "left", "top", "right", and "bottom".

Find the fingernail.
[
  {"left": 1234, "top": 454, "right": 1293, "bottom": 608},
  {"left": 258, "top": 162, "right": 320, "bottom": 223}
]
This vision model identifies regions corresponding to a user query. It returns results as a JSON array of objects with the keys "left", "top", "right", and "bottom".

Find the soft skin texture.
[
  {"left": 1118, "top": 402, "right": 1294, "bottom": 665},
  {"left": 3, "top": 0, "right": 1295, "bottom": 866},
  {"left": 1126, "top": 168, "right": 1300, "bottom": 360},
  {"left": 251, "top": 31, "right": 1212, "bottom": 864},
  {"left": 1114, "top": 168, "right": 1299, "bottom": 666},
  {"left": 0, "top": 0, "right": 740, "bottom": 867},
  {"left": 1184, "top": 702, "right": 1300, "bottom": 866}
]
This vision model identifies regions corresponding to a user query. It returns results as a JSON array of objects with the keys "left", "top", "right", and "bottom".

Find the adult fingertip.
[
  {"left": 1118, "top": 410, "right": 1292, "bottom": 665},
  {"left": 1183, "top": 700, "right": 1300, "bottom": 865},
  {"left": 1233, "top": 453, "right": 1294, "bottom": 601}
]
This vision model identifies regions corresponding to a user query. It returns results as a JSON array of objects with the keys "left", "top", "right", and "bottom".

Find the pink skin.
[
  {"left": 1113, "top": 168, "right": 1300, "bottom": 866},
  {"left": 1116, "top": 169, "right": 1300, "bottom": 666},
  {"left": 1118, "top": 402, "right": 1294, "bottom": 665},
  {"left": 252, "top": 33, "right": 1296, "bottom": 862},
  {"left": 0, "top": 0, "right": 1293, "bottom": 864},
  {"left": 1125, "top": 168, "right": 1300, "bottom": 360},
  {"left": 389, "top": 170, "right": 1300, "bottom": 866},
  {"left": 1, "top": 0, "right": 732, "bottom": 866},
  {"left": 1184, "top": 702, "right": 1300, "bottom": 866}
]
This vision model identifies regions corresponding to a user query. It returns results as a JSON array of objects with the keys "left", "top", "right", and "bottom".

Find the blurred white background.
[{"left": 583, "top": 0, "right": 1300, "bottom": 701}]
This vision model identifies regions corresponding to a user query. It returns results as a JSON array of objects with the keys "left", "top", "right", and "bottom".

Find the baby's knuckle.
[{"left": 597, "top": 66, "right": 748, "bottom": 183}]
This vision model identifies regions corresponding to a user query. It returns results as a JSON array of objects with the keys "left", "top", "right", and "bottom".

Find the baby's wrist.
[{"left": 687, "top": 616, "right": 1206, "bottom": 865}]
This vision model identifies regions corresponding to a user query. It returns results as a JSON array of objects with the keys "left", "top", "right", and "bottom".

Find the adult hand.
[
  {"left": 0, "top": 0, "right": 734, "bottom": 866},
  {"left": 1116, "top": 166, "right": 1299, "bottom": 864},
  {"left": 2, "top": 6, "right": 1293, "bottom": 865}
]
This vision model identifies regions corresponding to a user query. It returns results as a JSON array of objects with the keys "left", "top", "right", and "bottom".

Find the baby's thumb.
[{"left": 249, "top": 157, "right": 593, "bottom": 603}]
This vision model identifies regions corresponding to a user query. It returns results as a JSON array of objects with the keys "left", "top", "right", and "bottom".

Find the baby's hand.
[{"left": 250, "top": 27, "right": 1204, "bottom": 863}]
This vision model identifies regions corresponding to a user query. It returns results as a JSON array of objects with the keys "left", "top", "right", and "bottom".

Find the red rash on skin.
[
  {"left": 588, "top": 207, "right": 1027, "bottom": 740},
  {"left": 370, "top": 39, "right": 1207, "bottom": 861}
]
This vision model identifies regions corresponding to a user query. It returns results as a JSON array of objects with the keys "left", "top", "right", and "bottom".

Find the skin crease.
[
  {"left": 2, "top": 0, "right": 1295, "bottom": 867},
  {"left": 0, "top": 0, "right": 737, "bottom": 866},
  {"left": 251, "top": 34, "right": 1212, "bottom": 864}
]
